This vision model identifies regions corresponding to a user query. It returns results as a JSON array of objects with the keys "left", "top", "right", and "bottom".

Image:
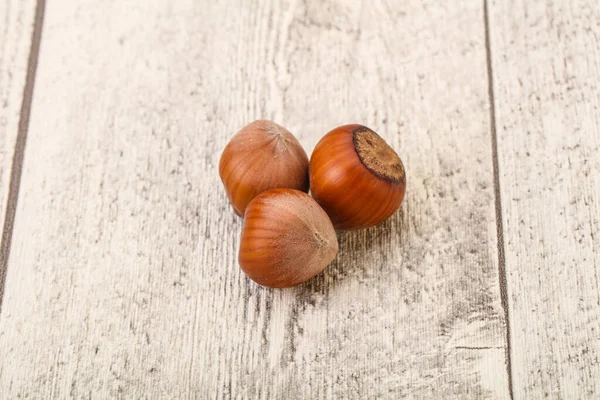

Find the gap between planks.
[
  {"left": 483, "top": 0, "right": 514, "bottom": 398},
  {"left": 0, "top": 0, "right": 46, "bottom": 313}
]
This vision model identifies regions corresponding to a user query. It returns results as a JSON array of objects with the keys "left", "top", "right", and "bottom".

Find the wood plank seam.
[
  {"left": 483, "top": 0, "right": 514, "bottom": 398},
  {"left": 0, "top": 0, "right": 46, "bottom": 313}
]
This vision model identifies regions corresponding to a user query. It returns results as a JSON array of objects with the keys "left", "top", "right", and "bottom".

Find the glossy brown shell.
[
  {"left": 219, "top": 120, "right": 309, "bottom": 216},
  {"left": 309, "top": 124, "right": 406, "bottom": 230},
  {"left": 239, "top": 189, "right": 338, "bottom": 288}
]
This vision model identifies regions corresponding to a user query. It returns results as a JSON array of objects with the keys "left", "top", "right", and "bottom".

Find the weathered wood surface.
[
  {"left": 0, "top": 0, "right": 37, "bottom": 289},
  {"left": 489, "top": 0, "right": 600, "bottom": 398},
  {"left": 0, "top": 0, "right": 511, "bottom": 398}
]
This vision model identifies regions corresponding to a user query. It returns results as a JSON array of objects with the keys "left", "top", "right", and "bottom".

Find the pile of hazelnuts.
[{"left": 219, "top": 120, "right": 406, "bottom": 288}]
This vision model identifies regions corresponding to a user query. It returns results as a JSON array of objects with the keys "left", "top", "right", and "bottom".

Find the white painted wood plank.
[
  {"left": 489, "top": 0, "right": 600, "bottom": 397},
  {"left": 0, "top": 0, "right": 37, "bottom": 255},
  {"left": 0, "top": 0, "right": 509, "bottom": 398}
]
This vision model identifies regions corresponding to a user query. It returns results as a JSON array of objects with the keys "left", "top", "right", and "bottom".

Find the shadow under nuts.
[
  {"left": 239, "top": 188, "right": 339, "bottom": 288},
  {"left": 310, "top": 124, "right": 406, "bottom": 230},
  {"left": 219, "top": 120, "right": 309, "bottom": 216}
]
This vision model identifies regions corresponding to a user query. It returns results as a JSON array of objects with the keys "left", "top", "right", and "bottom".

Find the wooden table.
[{"left": 0, "top": 1, "right": 598, "bottom": 398}]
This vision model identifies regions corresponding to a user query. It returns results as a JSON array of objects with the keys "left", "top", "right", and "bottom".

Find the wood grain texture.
[
  {"left": 0, "top": 0, "right": 509, "bottom": 398},
  {"left": 0, "top": 0, "right": 37, "bottom": 270},
  {"left": 489, "top": 0, "right": 600, "bottom": 398}
]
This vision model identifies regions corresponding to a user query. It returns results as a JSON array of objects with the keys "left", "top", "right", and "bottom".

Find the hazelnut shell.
[{"left": 309, "top": 124, "right": 406, "bottom": 230}]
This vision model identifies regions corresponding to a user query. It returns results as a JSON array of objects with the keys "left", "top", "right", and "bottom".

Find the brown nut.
[
  {"left": 239, "top": 188, "right": 338, "bottom": 288},
  {"left": 309, "top": 124, "right": 406, "bottom": 230},
  {"left": 219, "top": 120, "right": 309, "bottom": 216}
]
